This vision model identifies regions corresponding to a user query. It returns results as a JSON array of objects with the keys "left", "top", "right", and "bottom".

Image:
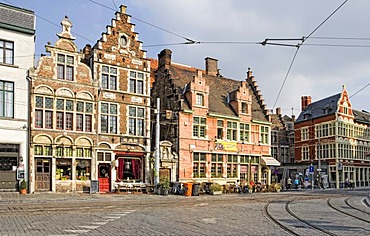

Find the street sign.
[{"left": 309, "top": 165, "right": 314, "bottom": 173}]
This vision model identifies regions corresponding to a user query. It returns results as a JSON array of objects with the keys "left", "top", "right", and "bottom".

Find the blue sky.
[{"left": 3, "top": 0, "right": 370, "bottom": 114}]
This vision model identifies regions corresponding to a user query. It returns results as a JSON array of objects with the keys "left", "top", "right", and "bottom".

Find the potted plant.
[
  {"left": 160, "top": 176, "right": 170, "bottom": 196},
  {"left": 209, "top": 183, "right": 222, "bottom": 195},
  {"left": 19, "top": 179, "right": 27, "bottom": 194}
]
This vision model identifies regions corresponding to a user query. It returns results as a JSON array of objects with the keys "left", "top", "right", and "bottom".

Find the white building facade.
[{"left": 0, "top": 3, "right": 35, "bottom": 191}]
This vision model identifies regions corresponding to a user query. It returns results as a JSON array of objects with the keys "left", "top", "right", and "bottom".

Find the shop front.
[
  {"left": 115, "top": 149, "right": 146, "bottom": 183},
  {"left": 0, "top": 144, "right": 20, "bottom": 191}
]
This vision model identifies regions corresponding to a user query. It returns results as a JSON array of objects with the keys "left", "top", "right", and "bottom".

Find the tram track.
[
  {"left": 327, "top": 198, "right": 370, "bottom": 224},
  {"left": 344, "top": 197, "right": 370, "bottom": 215},
  {"left": 263, "top": 200, "right": 337, "bottom": 236}
]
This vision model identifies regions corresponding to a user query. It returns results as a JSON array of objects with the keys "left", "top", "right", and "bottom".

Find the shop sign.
[{"left": 214, "top": 140, "right": 237, "bottom": 152}]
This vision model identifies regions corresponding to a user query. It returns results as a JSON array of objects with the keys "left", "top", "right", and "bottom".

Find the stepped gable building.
[
  {"left": 294, "top": 85, "right": 370, "bottom": 188},
  {"left": 82, "top": 5, "right": 151, "bottom": 192},
  {"left": 0, "top": 3, "right": 35, "bottom": 191},
  {"left": 28, "top": 17, "right": 97, "bottom": 193},
  {"left": 151, "top": 49, "right": 279, "bottom": 186}
]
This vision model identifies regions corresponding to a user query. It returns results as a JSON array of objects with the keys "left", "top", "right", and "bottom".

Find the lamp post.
[
  {"left": 154, "top": 98, "right": 160, "bottom": 187},
  {"left": 317, "top": 139, "right": 321, "bottom": 189}
]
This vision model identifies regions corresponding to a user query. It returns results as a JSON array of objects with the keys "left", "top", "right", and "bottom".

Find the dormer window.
[
  {"left": 57, "top": 54, "right": 74, "bottom": 81},
  {"left": 196, "top": 93, "right": 204, "bottom": 106}
]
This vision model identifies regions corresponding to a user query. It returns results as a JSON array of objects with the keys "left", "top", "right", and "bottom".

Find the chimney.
[
  {"left": 205, "top": 57, "right": 218, "bottom": 76},
  {"left": 158, "top": 49, "right": 172, "bottom": 69},
  {"left": 276, "top": 107, "right": 281, "bottom": 116},
  {"left": 301, "top": 96, "right": 312, "bottom": 111}
]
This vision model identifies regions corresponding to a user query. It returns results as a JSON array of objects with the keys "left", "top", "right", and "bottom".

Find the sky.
[{"left": 3, "top": 0, "right": 370, "bottom": 115}]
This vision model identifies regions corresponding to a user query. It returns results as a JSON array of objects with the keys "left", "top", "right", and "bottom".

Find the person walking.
[{"left": 287, "top": 177, "right": 292, "bottom": 190}]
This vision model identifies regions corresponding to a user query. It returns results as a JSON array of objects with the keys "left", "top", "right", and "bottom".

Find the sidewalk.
[{"left": 1, "top": 186, "right": 369, "bottom": 204}]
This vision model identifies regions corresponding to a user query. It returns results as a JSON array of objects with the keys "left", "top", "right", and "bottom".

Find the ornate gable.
[{"left": 93, "top": 5, "right": 149, "bottom": 72}]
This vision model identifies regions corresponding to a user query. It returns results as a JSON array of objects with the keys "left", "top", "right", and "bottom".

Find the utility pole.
[{"left": 154, "top": 98, "right": 160, "bottom": 187}]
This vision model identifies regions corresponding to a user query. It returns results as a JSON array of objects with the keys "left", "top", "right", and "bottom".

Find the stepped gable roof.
[
  {"left": 296, "top": 93, "right": 341, "bottom": 123},
  {"left": 353, "top": 110, "right": 370, "bottom": 125},
  {"left": 169, "top": 63, "right": 269, "bottom": 122},
  {"left": 270, "top": 114, "right": 284, "bottom": 129}
]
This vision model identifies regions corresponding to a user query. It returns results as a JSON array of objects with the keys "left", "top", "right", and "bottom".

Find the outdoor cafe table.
[{"left": 114, "top": 182, "right": 147, "bottom": 194}]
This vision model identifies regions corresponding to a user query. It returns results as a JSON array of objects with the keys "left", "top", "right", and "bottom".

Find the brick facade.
[{"left": 152, "top": 49, "right": 279, "bottom": 186}]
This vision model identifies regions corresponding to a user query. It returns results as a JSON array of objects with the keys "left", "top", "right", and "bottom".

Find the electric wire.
[
  {"left": 349, "top": 82, "right": 370, "bottom": 99},
  {"left": 304, "top": 0, "right": 348, "bottom": 42},
  {"left": 272, "top": 47, "right": 300, "bottom": 109},
  {"left": 87, "top": 0, "right": 197, "bottom": 44},
  {"left": 271, "top": 0, "right": 348, "bottom": 109}
]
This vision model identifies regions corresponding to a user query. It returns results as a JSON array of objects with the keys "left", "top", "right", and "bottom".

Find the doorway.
[
  {"left": 98, "top": 163, "right": 111, "bottom": 193},
  {"left": 35, "top": 158, "right": 51, "bottom": 191}
]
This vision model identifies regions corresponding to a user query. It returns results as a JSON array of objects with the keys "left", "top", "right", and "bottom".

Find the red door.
[{"left": 98, "top": 164, "right": 110, "bottom": 193}]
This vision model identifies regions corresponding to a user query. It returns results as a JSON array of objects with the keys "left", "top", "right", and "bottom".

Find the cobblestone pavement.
[{"left": 0, "top": 188, "right": 369, "bottom": 235}]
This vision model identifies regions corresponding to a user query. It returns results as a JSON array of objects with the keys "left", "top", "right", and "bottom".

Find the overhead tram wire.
[
  {"left": 143, "top": 41, "right": 259, "bottom": 48},
  {"left": 268, "top": 0, "right": 349, "bottom": 110},
  {"left": 87, "top": 0, "right": 198, "bottom": 45},
  {"left": 349, "top": 82, "right": 370, "bottom": 99}
]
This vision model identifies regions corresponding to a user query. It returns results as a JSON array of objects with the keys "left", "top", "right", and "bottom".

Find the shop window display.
[
  {"left": 76, "top": 159, "right": 91, "bottom": 180},
  {"left": 56, "top": 158, "right": 71, "bottom": 180}
]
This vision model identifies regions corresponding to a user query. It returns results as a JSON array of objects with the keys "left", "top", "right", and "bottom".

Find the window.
[
  {"left": 193, "top": 153, "right": 206, "bottom": 178},
  {"left": 97, "top": 152, "right": 112, "bottom": 162},
  {"left": 302, "top": 146, "right": 309, "bottom": 161},
  {"left": 57, "top": 54, "right": 74, "bottom": 80},
  {"left": 193, "top": 117, "right": 207, "bottom": 138},
  {"left": 120, "top": 35, "right": 128, "bottom": 47},
  {"left": 240, "top": 123, "right": 250, "bottom": 142},
  {"left": 56, "top": 98, "right": 74, "bottom": 130},
  {"left": 241, "top": 102, "right": 248, "bottom": 113},
  {"left": 227, "top": 154, "right": 238, "bottom": 178},
  {"left": 0, "top": 40, "right": 14, "bottom": 64},
  {"left": 227, "top": 121, "right": 237, "bottom": 141},
  {"left": 195, "top": 93, "right": 204, "bottom": 106},
  {"left": 129, "top": 71, "right": 144, "bottom": 94},
  {"left": 128, "top": 106, "right": 145, "bottom": 136},
  {"left": 217, "top": 120, "right": 224, "bottom": 139},
  {"left": 56, "top": 159, "right": 72, "bottom": 180},
  {"left": 56, "top": 146, "right": 73, "bottom": 157},
  {"left": 100, "top": 103, "right": 118, "bottom": 134},
  {"left": 76, "top": 159, "right": 91, "bottom": 180},
  {"left": 34, "top": 145, "right": 52, "bottom": 156},
  {"left": 76, "top": 101, "right": 93, "bottom": 132},
  {"left": 76, "top": 147, "right": 92, "bottom": 158},
  {"left": 211, "top": 154, "right": 223, "bottom": 178},
  {"left": 101, "top": 66, "right": 117, "bottom": 90},
  {"left": 301, "top": 127, "right": 309, "bottom": 140},
  {"left": 0, "top": 81, "right": 14, "bottom": 117},
  {"left": 35, "top": 96, "right": 53, "bottom": 128},
  {"left": 260, "top": 126, "right": 269, "bottom": 144}
]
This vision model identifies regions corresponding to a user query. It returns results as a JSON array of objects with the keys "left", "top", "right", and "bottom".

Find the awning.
[{"left": 261, "top": 156, "right": 280, "bottom": 166}]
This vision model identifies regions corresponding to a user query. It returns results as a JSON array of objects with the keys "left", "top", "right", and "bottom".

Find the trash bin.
[
  {"left": 192, "top": 183, "right": 200, "bottom": 196},
  {"left": 183, "top": 182, "right": 193, "bottom": 196}
]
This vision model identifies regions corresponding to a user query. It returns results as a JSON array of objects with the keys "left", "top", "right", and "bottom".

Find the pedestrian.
[
  {"left": 294, "top": 178, "right": 299, "bottom": 189},
  {"left": 235, "top": 180, "right": 242, "bottom": 194},
  {"left": 287, "top": 177, "right": 292, "bottom": 190},
  {"left": 345, "top": 177, "right": 349, "bottom": 189},
  {"left": 304, "top": 176, "right": 309, "bottom": 189}
]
